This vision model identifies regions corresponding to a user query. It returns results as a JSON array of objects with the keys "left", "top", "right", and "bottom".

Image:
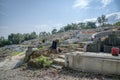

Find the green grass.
[
  {"left": 38, "top": 46, "right": 46, "bottom": 50},
  {"left": 10, "top": 51, "right": 26, "bottom": 56},
  {"left": 69, "top": 43, "right": 79, "bottom": 48},
  {"left": 35, "top": 55, "right": 53, "bottom": 68}
]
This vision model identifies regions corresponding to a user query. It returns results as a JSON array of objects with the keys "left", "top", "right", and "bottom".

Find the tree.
[
  {"left": 78, "top": 22, "right": 86, "bottom": 29},
  {"left": 52, "top": 29, "right": 57, "bottom": 34},
  {"left": 58, "top": 28, "right": 64, "bottom": 33},
  {"left": 8, "top": 33, "right": 24, "bottom": 44},
  {"left": 114, "top": 21, "right": 120, "bottom": 26},
  {"left": 30, "top": 32, "right": 38, "bottom": 39},
  {"left": 101, "top": 15, "right": 108, "bottom": 26},
  {"left": 0, "top": 36, "right": 11, "bottom": 47},
  {"left": 97, "top": 15, "right": 108, "bottom": 27},
  {"left": 97, "top": 17, "right": 102, "bottom": 27},
  {"left": 71, "top": 23, "right": 79, "bottom": 30},
  {"left": 23, "top": 33, "right": 30, "bottom": 40},
  {"left": 86, "top": 22, "right": 96, "bottom": 29},
  {"left": 39, "top": 32, "right": 49, "bottom": 38}
]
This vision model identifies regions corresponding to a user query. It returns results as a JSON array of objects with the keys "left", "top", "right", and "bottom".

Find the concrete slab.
[
  {"left": 65, "top": 51, "right": 120, "bottom": 75},
  {"left": 53, "top": 58, "right": 65, "bottom": 66},
  {"left": 58, "top": 55, "right": 65, "bottom": 59}
]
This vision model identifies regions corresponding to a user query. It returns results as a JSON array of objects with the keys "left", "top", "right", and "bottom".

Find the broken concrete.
[
  {"left": 53, "top": 58, "right": 65, "bottom": 66},
  {"left": 24, "top": 46, "right": 33, "bottom": 63}
]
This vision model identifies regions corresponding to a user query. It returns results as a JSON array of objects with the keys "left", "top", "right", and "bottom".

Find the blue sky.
[{"left": 0, "top": 0, "right": 120, "bottom": 38}]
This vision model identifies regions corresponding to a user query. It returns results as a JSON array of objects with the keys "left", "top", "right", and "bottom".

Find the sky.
[{"left": 0, "top": 0, "right": 120, "bottom": 38}]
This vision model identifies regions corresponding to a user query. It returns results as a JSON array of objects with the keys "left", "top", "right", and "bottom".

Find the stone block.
[
  {"left": 102, "top": 59, "right": 118, "bottom": 74},
  {"left": 65, "top": 52, "right": 120, "bottom": 75}
]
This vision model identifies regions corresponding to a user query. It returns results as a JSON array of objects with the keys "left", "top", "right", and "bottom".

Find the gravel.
[{"left": 0, "top": 66, "right": 120, "bottom": 80}]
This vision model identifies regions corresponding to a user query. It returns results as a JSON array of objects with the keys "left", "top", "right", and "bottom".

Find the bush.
[{"left": 35, "top": 55, "right": 53, "bottom": 68}]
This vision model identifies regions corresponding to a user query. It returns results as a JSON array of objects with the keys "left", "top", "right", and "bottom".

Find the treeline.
[
  {"left": 0, "top": 31, "right": 52, "bottom": 47},
  {"left": 52, "top": 15, "right": 120, "bottom": 34},
  {"left": 51, "top": 22, "right": 97, "bottom": 34}
]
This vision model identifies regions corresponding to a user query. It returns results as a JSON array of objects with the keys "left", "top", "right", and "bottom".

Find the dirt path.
[
  {"left": 0, "top": 51, "right": 120, "bottom": 80},
  {"left": 0, "top": 52, "right": 25, "bottom": 70}
]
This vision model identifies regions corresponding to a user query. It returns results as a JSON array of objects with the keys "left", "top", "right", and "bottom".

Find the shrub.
[{"left": 35, "top": 55, "right": 53, "bottom": 68}]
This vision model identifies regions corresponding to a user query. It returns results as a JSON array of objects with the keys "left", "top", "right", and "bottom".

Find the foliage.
[
  {"left": 0, "top": 37, "right": 11, "bottom": 47},
  {"left": 8, "top": 33, "right": 24, "bottom": 44},
  {"left": 63, "top": 23, "right": 79, "bottom": 31},
  {"left": 103, "top": 23, "right": 113, "bottom": 27},
  {"left": 39, "top": 32, "right": 50, "bottom": 38},
  {"left": 10, "top": 52, "right": 20, "bottom": 56},
  {"left": 57, "top": 22, "right": 97, "bottom": 33},
  {"left": 29, "top": 32, "right": 38, "bottom": 39},
  {"left": 114, "top": 21, "right": 120, "bottom": 26},
  {"left": 35, "top": 55, "right": 53, "bottom": 68},
  {"left": 78, "top": 22, "right": 86, "bottom": 29},
  {"left": 23, "top": 33, "right": 30, "bottom": 41},
  {"left": 57, "top": 28, "right": 64, "bottom": 33},
  {"left": 97, "top": 15, "right": 108, "bottom": 27},
  {"left": 52, "top": 29, "right": 57, "bottom": 34},
  {"left": 0, "top": 32, "right": 39, "bottom": 47},
  {"left": 10, "top": 51, "right": 25, "bottom": 56},
  {"left": 86, "top": 22, "right": 96, "bottom": 29}
]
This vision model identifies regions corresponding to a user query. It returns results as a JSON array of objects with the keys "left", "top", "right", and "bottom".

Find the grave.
[
  {"left": 24, "top": 46, "right": 33, "bottom": 63},
  {"left": 65, "top": 51, "right": 120, "bottom": 75}
]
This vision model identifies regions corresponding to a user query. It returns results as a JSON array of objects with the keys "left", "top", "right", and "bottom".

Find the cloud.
[
  {"left": 34, "top": 23, "right": 64, "bottom": 33},
  {"left": 82, "top": 11, "right": 120, "bottom": 24},
  {"left": 83, "top": 18, "right": 97, "bottom": 22},
  {"left": 106, "top": 12, "right": 120, "bottom": 17},
  {"left": 101, "top": 0, "right": 112, "bottom": 8},
  {"left": 73, "top": 0, "right": 90, "bottom": 9}
]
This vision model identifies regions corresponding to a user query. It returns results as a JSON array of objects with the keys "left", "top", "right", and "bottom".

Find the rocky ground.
[
  {"left": 0, "top": 30, "right": 120, "bottom": 80},
  {"left": 1, "top": 66, "right": 120, "bottom": 80},
  {"left": 0, "top": 51, "right": 120, "bottom": 80}
]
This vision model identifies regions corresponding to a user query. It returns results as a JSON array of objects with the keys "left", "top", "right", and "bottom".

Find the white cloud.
[
  {"left": 81, "top": 11, "right": 120, "bottom": 24},
  {"left": 101, "top": 0, "right": 112, "bottom": 8},
  {"left": 73, "top": 0, "right": 90, "bottom": 9},
  {"left": 106, "top": 12, "right": 120, "bottom": 18},
  {"left": 34, "top": 23, "right": 64, "bottom": 33},
  {"left": 83, "top": 18, "right": 97, "bottom": 22}
]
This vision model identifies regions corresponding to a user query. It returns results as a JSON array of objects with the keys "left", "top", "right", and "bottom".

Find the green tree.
[
  {"left": 39, "top": 32, "right": 49, "bottom": 38},
  {"left": 58, "top": 28, "right": 64, "bottom": 33},
  {"left": 97, "top": 17, "right": 102, "bottom": 27},
  {"left": 71, "top": 23, "right": 79, "bottom": 30},
  {"left": 86, "top": 22, "right": 96, "bottom": 29},
  {"left": 97, "top": 15, "right": 108, "bottom": 27},
  {"left": 114, "top": 21, "right": 120, "bottom": 26},
  {"left": 8, "top": 33, "right": 24, "bottom": 44},
  {"left": 0, "top": 36, "right": 11, "bottom": 47},
  {"left": 52, "top": 29, "right": 57, "bottom": 34},
  {"left": 78, "top": 22, "right": 86, "bottom": 29},
  {"left": 30, "top": 32, "right": 38, "bottom": 39},
  {"left": 101, "top": 15, "right": 108, "bottom": 26},
  {"left": 23, "top": 33, "right": 30, "bottom": 40}
]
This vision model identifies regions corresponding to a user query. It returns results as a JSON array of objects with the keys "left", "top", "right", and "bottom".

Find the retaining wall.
[{"left": 65, "top": 52, "right": 120, "bottom": 75}]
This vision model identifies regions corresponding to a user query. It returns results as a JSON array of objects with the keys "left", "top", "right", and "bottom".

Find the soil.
[
  {"left": 0, "top": 51, "right": 120, "bottom": 80},
  {"left": 1, "top": 66, "right": 120, "bottom": 80}
]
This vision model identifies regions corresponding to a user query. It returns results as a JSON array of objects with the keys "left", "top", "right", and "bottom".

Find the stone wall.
[
  {"left": 104, "top": 45, "right": 120, "bottom": 53},
  {"left": 92, "top": 30, "right": 120, "bottom": 41},
  {"left": 86, "top": 43, "right": 101, "bottom": 52},
  {"left": 65, "top": 52, "right": 120, "bottom": 75}
]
